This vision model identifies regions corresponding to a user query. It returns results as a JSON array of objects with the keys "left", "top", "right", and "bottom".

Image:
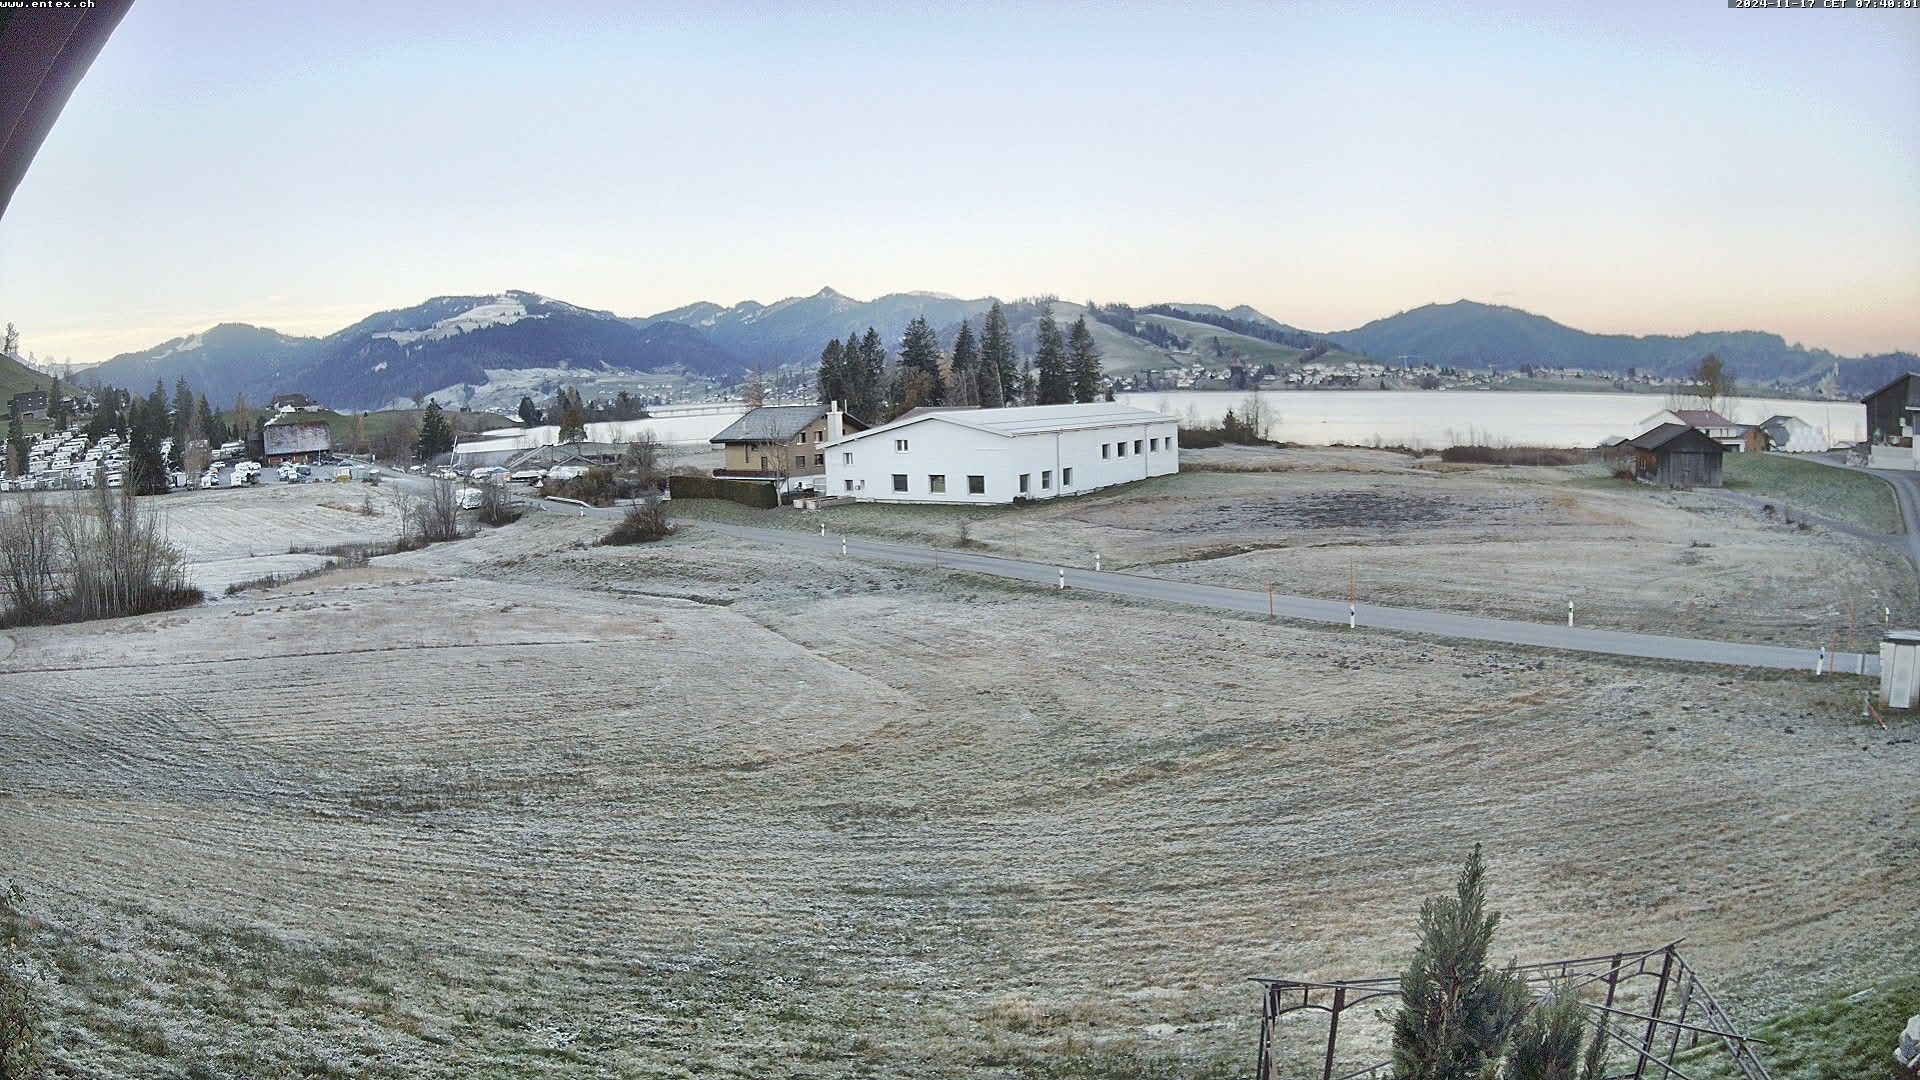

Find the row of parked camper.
[
  {"left": 421, "top": 464, "right": 587, "bottom": 486},
  {"left": 2, "top": 429, "right": 130, "bottom": 492}
]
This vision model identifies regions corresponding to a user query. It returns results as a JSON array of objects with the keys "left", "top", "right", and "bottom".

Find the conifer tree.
[
  {"left": 980, "top": 301, "right": 1017, "bottom": 406},
  {"left": 5, "top": 407, "right": 23, "bottom": 478},
  {"left": 558, "top": 404, "right": 587, "bottom": 444},
  {"left": 898, "top": 316, "right": 944, "bottom": 404},
  {"left": 517, "top": 396, "right": 541, "bottom": 426},
  {"left": 1067, "top": 316, "right": 1102, "bottom": 403},
  {"left": 1502, "top": 985, "right": 1609, "bottom": 1080},
  {"left": 1034, "top": 305, "right": 1070, "bottom": 404},
  {"left": 417, "top": 400, "right": 456, "bottom": 462},
  {"left": 948, "top": 321, "right": 980, "bottom": 407},
  {"left": 848, "top": 327, "right": 885, "bottom": 421},
  {"left": 816, "top": 338, "right": 846, "bottom": 406},
  {"left": 47, "top": 375, "right": 65, "bottom": 428},
  {"left": 1391, "top": 845, "right": 1527, "bottom": 1080}
]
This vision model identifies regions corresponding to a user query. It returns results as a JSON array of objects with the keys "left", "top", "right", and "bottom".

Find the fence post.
[
  {"left": 1568, "top": 599, "right": 1574, "bottom": 627},
  {"left": 841, "top": 536, "right": 847, "bottom": 556},
  {"left": 1058, "top": 567, "right": 1065, "bottom": 590}
]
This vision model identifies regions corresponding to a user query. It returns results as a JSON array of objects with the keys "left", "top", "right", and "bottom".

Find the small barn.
[
  {"left": 261, "top": 414, "right": 332, "bottom": 465},
  {"left": 1627, "top": 423, "right": 1723, "bottom": 488}
]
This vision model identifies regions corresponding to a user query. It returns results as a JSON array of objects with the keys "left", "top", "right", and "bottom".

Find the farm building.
[
  {"left": 710, "top": 403, "right": 866, "bottom": 494},
  {"left": 1627, "top": 423, "right": 1723, "bottom": 488},
  {"left": 1862, "top": 372, "right": 1920, "bottom": 470},
  {"left": 261, "top": 414, "right": 332, "bottom": 465},
  {"left": 824, "top": 402, "right": 1179, "bottom": 505},
  {"left": 271, "top": 393, "right": 322, "bottom": 413},
  {"left": 1756, "top": 414, "right": 1830, "bottom": 454}
]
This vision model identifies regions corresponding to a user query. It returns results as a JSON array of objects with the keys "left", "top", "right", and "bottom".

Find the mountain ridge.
[{"left": 78, "top": 289, "right": 1912, "bottom": 410}]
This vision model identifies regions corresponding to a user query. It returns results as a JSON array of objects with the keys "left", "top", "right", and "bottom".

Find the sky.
[{"left": 0, "top": 0, "right": 1916, "bottom": 365}]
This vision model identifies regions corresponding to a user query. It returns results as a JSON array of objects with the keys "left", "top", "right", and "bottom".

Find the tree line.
[{"left": 812, "top": 301, "right": 1105, "bottom": 421}]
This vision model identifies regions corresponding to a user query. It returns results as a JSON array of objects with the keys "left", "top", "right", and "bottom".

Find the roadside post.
[
  {"left": 1567, "top": 599, "right": 1574, "bottom": 628},
  {"left": 1057, "top": 567, "right": 1065, "bottom": 590},
  {"left": 841, "top": 536, "right": 847, "bottom": 556}
]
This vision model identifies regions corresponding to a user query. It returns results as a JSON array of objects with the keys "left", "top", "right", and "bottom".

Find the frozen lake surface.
[{"left": 1118, "top": 390, "right": 1864, "bottom": 449}]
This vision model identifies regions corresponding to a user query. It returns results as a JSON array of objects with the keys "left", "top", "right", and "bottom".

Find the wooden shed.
[{"left": 1627, "top": 423, "right": 1723, "bottom": 488}]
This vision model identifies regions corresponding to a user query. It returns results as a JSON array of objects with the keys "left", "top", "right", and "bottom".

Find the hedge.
[{"left": 667, "top": 474, "right": 779, "bottom": 509}]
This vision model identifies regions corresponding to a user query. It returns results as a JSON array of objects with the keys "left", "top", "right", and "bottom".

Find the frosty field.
[{"left": 0, "top": 468, "right": 1914, "bottom": 1078}]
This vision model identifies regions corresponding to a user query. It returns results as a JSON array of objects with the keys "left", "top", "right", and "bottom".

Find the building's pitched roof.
[
  {"left": 1627, "top": 422, "right": 1724, "bottom": 453},
  {"left": 709, "top": 404, "right": 828, "bottom": 444},
  {"left": 830, "top": 402, "right": 1177, "bottom": 446},
  {"left": 1669, "top": 409, "right": 1735, "bottom": 429},
  {"left": 1861, "top": 371, "right": 1920, "bottom": 408},
  {"left": 262, "top": 412, "right": 329, "bottom": 427}
]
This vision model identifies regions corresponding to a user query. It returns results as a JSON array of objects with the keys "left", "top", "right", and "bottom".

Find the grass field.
[
  {"left": 3, "top": 474, "right": 1915, "bottom": 1077},
  {"left": 1678, "top": 975, "right": 1919, "bottom": 1080},
  {"left": 1721, "top": 454, "right": 1901, "bottom": 534}
]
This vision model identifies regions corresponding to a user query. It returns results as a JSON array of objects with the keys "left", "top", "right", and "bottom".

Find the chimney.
[{"left": 826, "top": 401, "right": 843, "bottom": 443}]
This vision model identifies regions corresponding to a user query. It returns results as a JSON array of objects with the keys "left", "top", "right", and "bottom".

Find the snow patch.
[
  {"left": 370, "top": 361, "right": 388, "bottom": 373},
  {"left": 154, "top": 333, "right": 205, "bottom": 359},
  {"left": 373, "top": 297, "right": 542, "bottom": 345}
]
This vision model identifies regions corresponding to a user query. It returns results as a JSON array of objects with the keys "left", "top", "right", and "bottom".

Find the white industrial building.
[{"left": 824, "top": 402, "right": 1180, "bottom": 505}]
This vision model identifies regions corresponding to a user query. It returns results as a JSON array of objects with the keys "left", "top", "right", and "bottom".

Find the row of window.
[
  {"left": 760, "top": 453, "right": 827, "bottom": 469},
  {"left": 873, "top": 468, "right": 1078, "bottom": 496},
  {"left": 1100, "top": 436, "right": 1169, "bottom": 460}
]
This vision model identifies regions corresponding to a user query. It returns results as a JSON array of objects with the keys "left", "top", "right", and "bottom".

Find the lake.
[{"left": 1117, "top": 390, "right": 1864, "bottom": 449}]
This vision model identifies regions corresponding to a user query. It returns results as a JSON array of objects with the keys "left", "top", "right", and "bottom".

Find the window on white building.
[
  {"left": 968, "top": 475, "right": 985, "bottom": 494},
  {"left": 1061, "top": 467, "right": 1073, "bottom": 485},
  {"left": 842, "top": 452, "right": 853, "bottom": 465},
  {"left": 1133, "top": 439, "right": 1143, "bottom": 454},
  {"left": 1018, "top": 473, "right": 1030, "bottom": 493},
  {"left": 844, "top": 479, "right": 854, "bottom": 492},
  {"left": 894, "top": 438, "right": 910, "bottom": 452},
  {"left": 1102, "top": 444, "right": 1111, "bottom": 459},
  {"left": 929, "top": 474, "right": 946, "bottom": 493},
  {"left": 892, "top": 473, "right": 908, "bottom": 492},
  {"left": 1041, "top": 470, "right": 1051, "bottom": 489}
]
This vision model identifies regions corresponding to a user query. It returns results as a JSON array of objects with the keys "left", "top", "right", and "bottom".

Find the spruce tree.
[
  {"left": 5, "top": 407, "right": 23, "bottom": 478},
  {"left": 1033, "top": 305, "right": 1070, "bottom": 404},
  {"left": 518, "top": 396, "right": 541, "bottom": 426},
  {"left": 852, "top": 327, "right": 886, "bottom": 421},
  {"left": 898, "top": 316, "right": 944, "bottom": 404},
  {"left": 559, "top": 405, "right": 588, "bottom": 444},
  {"left": 1391, "top": 846, "right": 1527, "bottom": 1080},
  {"left": 948, "top": 321, "right": 980, "bottom": 407},
  {"left": 980, "top": 301, "right": 1017, "bottom": 406},
  {"left": 1067, "top": 316, "right": 1102, "bottom": 403},
  {"left": 816, "top": 338, "right": 846, "bottom": 406},
  {"left": 417, "top": 400, "right": 456, "bottom": 462},
  {"left": 47, "top": 375, "right": 65, "bottom": 428}
]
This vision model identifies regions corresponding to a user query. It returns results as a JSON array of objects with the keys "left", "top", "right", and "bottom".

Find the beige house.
[{"left": 711, "top": 403, "right": 865, "bottom": 491}]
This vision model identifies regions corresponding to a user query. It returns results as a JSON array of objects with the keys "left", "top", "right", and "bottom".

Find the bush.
[
  {"left": 1438, "top": 445, "right": 1591, "bottom": 466},
  {"left": 666, "top": 474, "right": 779, "bottom": 509},
  {"left": 0, "top": 488, "right": 203, "bottom": 628},
  {"left": 543, "top": 467, "right": 619, "bottom": 507},
  {"left": 599, "top": 500, "right": 673, "bottom": 546}
]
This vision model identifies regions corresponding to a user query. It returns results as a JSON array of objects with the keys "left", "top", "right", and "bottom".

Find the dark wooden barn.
[
  {"left": 1862, "top": 372, "right": 1920, "bottom": 445},
  {"left": 1627, "top": 423, "right": 1723, "bottom": 488}
]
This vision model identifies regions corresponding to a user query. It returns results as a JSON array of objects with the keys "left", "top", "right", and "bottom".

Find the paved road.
[
  {"left": 378, "top": 470, "right": 1876, "bottom": 675},
  {"left": 698, "top": 520, "right": 1874, "bottom": 675}
]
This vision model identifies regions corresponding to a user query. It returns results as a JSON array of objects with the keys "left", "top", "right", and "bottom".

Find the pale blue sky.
[{"left": 1, "top": 0, "right": 1915, "bottom": 364}]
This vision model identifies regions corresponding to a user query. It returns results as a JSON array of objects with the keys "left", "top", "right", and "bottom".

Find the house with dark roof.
[
  {"left": 1627, "top": 423, "right": 1723, "bottom": 488},
  {"left": 8, "top": 389, "right": 48, "bottom": 420},
  {"left": 1862, "top": 372, "right": 1920, "bottom": 470},
  {"left": 1635, "top": 408, "right": 1751, "bottom": 452},
  {"left": 710, "top": 403, "right": 865, "bottom": 491}
]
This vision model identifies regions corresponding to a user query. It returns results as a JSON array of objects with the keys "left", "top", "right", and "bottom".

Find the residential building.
[
  {"left": 8, "top": 389, "right": 47, "bottom": 419},
  {"left": 1627, "top": 423, "right": 1723, "bottom": 488},
  {"left": 709, "top": 403, "right": 865, "bottom": 493},
  {"left": 824, "top": 402, "right": 1179, "bottom": 505},
  {"left": 1635, "top": 408, "right": 1747, "bottom": 452},
  {"left": 270, "top": 393, "right": 322, "bottom": 413}
]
